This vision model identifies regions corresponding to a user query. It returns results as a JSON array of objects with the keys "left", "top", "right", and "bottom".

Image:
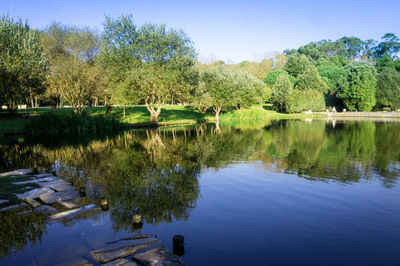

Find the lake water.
[{"left": 0, "top": 120, "right": 399, "bottom": 265}]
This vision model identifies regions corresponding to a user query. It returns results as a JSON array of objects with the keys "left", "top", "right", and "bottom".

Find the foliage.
[
  {"left": 337, "top": 62, "right": 377, "bottom": 111},
  {"left": 101, "top": 15, "right": 198, "bottom": 122},
  {"left": 285, "top": 89, "right": 326, "bottom": 113},
  {"left": 374, "top": 33, "right": 400, "bottom": 60},
  {"left": 284, "top": 54, "right": 314, "bottom": 78},
  {"left": 0, "top": 16, "right": 48, "bottom": 111},
  {"left": 42, "top": 23, "right": 102, "bottom": 111},
  {"left": 376, "top": 68, "right": 400, "bottom": 110},
  {"left": 271, "top": 74, "right": 292, "bottom": 112},
  {"left": 26, "top": 110, "right": 121, "bottom": 135},
  {"left": 294, "top": 65, "right": 329, "bottom": 93},
  {"left": 263, "top": 69, "right": 291, "bottom": 87},
  {"left": 317, "top": 65, "right": 347, "bottom": 94}
]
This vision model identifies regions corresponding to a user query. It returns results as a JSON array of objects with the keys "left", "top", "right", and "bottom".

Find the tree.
[
  {"left": 285, "top": 89, "right": 326, "bottom": 113},
  {"left": 101, "top": 15, "right": 198, "bottom": 122},
  {"left": 199, "top": 68, "right": 236, "bottom": 121},
  {"left": 263, "top": 70, "right": 291, "bottom": 88},
  {"left": 42, "top": 23, "right": 101, "bottom": 112},
  {"left": 294, "top": 65, "right": 329, "bottom": 94},
  {"left": 0, "top": 16, "right": 47, "bottom": 112},
  {"left": 337, "top": 62, "right": 377, "bottom": 111},
  {"left": 374, "top": 33, "right": 400, "bottom": 60},
  {"left": 284, "top": 54, "right": 313, "bottom": 78},
  {"left": 376, "top": 68, "right": 400, "bottom": 110},
  {"left": 271, "top": 74, "right": 293, "bottom": 112},
  {"left": 232, "top": 71, "right": 265, "bottom": 109}
]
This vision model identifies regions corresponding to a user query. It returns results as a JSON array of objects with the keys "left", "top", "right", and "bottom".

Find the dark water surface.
[{"left": 0, "top": 120, "right": 399, "bottom": 265}]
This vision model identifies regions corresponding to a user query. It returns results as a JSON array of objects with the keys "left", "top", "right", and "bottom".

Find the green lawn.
[{"left": 0, "top": 104, "right": 323, "bottom": 135}]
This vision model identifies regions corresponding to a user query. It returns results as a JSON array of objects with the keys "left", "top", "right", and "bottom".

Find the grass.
[{"left": 0, "top": 104, "right": 323, "bottom": 135}]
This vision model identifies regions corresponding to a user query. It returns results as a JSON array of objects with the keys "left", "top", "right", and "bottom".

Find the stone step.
[
  {"left": 33, "top": 205, "right": 58, "bottom": 213},
  {"left": 48, "top": 204, "right": 99, "bottom": 222},
  {"left": 16, "top": 187, "right": 54, "bottom": 200},
  {"left": 24, "top": 198, "right": 41, "bottom": 208},
  {"left": 90, "top": 239, "right": 160, "bottom": 264},
  {"left": 58, "top": 200, "right": 80, "bottom": 209},
  {"left": 39, "top": 190, "right": 79, "bottom": 204},
  {"left": 103, "top": 258, "right": 137, "bottom": 266},
  {"left": 0, "top": 169, "right": 33, "bottom": 177},
  {"left": 0, "top": 203, "right": 30, "bottom": 212},
  {"left": 133, "top": 246, "right": 185, "bottom": 266},
  {"left": 12, "top": 176, "right": 57, "bottom": 185}
]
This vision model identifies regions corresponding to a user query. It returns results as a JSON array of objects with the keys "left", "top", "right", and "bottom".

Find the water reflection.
[{"left": 1, "top": 120, "right": 400, "bottom": 259}]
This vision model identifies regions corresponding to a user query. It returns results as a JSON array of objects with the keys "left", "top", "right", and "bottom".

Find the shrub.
[{"left": 285, "top": 89, "right": 326, "bottom": 113}]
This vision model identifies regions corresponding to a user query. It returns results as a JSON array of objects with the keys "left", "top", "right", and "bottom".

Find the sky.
[{"left": 1, "top": 0, "right": 400, "bottom": 63}]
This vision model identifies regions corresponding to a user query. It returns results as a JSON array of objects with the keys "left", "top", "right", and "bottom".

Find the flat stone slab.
[
  {"left": 0, "top": 199, "right": 9, "bottom": 204},
  {"left": 133, "top": 246, "right": 185, "bottom": 266},
  {"left": 103, "top": 258, "right": 138, "bottom": 266},
  {"left": 0, "top": 169, "right": 33, "bottom": 177},
  {"left": 39, "top": 190, "right": 79, "bottom": 204},
  {"left": 58, "top": 200, "right": 80, "bottom": 209},
  {"left": 48, "top": 204, "right": 99, "bottom": 222},
  {"left": 12, "top": 176, "right": 56, "bottom": 185},
  {"left": 0, "top": 203, "right": 30, "bottom": 212},
  {"left": 24, "top": 198, "right": 41, "bottom": 208},
  {"left": 33, "top": 174, "right": 54, "bottom": 179},
  {"left": 91, "top": 239, "right": 160, "bottom": 263},
  {"left": 52, "top": 184, "right": 75, "bottom": 192},
  {"left": 33, "top": 205, "right": 58, "bottom": 213},
  {"left": 16, "top": 187, "right": 54, "bottom": 200}
]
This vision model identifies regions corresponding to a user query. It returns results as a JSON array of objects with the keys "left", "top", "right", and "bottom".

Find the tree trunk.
[
  {"left": 35, "top": 96, "right": 38, "bottom": 108},
  {"left": 214, "top": 106, "right": 221, "bottom": 122},
  {"left": 123, "top": 106, "right": 126, "bottom": 118},
  {"left": 106, "top": 105, "right": 113, "bottom": 115},
  {"left": 145, "top": 100, "right": 162, "bottom": 123},
  {"left": 30, "top": 95, "right": 34, "bottom": 108},
  {"left": 72, "top": 103, "right": 77, "bottom": 113}
]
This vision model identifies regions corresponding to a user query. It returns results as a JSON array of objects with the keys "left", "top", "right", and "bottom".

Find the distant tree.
[
  {"left": 376, "top": 68, "right": 400, "bottom": 110},
  {"left": 374, "top": 33, "right": 400, "bottom": 60},
  {"left": 0, "top": 16, "right": 47, "bottom": 112},
  {"left": 317, "top": 65, "right": 347, "bottom": 94},
  {"left": 232, "top": 71, "right": 265, "bottom": 109},
  {"left": 263, "top": 70, "right": 291, "bottom": 88},
  {"left": 271, "top": 74, "right": 293, "bottom": 112},
  {"left": 294, "top": 65, "right": 329, "bottom": 93},
  {"left": 200, "top": 68, "right": 236, "bottom": 121},
  {"left": 337, "top": 62, "right": 377, "bottom": 111},
  {"left": 284, "top": 54, "right": 313, "bottom": 78},
  {"left": 101, "top": 15, "right": 198, "bottom": 122},
  {"left": 42, "top": 23, "right": 101, "bottom": 112}
]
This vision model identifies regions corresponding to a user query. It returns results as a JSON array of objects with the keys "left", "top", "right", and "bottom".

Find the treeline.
[
  {"left": 1, "top": 14, "right": 400, "bottom": 122},
  {"left": 266, "top": 35, "right": 400, "bottom": 112}
]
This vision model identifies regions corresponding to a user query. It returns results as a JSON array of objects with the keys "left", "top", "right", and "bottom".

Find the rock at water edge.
[
  {"left": 12, "top": 176, "right": 56, "bottom": 185},
  {"left": 24, "top": 198, "right": 41, "bottom": 208},
  {"left": 33, "top": 205, "right": 58, "bottom": 213},
  {"left": 0, "top": 169, "right": 33, "bottom": 177},
  {"left": 91, "top": 239, "right": 160, "bottom": 263},
  {"left": 57, "top": 200, "right": 80, "bottom": 209},
  {"left": 48, "top": 204, "right": 98, "bottom": 222},
  {"left": 103, "top": 258, "right": 138, "bottom": 266},
  {"left": 16, "top": 187, "right": 54, "bottom": 200},
  {"left": 39, "top": 190, "right": 79, "bottom": 204},
  {"left": 133, "top": 246, "right": 185, "bottom": 266},
  {"left": 39, "top": 191, "right": 57, "bottom": 204}
]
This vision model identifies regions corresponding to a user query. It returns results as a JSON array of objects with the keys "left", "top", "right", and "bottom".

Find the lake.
[{"left": 0, "top": 119, "right": 399, "bottom": 265}]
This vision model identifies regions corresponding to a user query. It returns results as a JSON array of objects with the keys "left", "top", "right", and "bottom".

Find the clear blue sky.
[{"left": 1, "top": 0, "right": 399, "bottom": 63}]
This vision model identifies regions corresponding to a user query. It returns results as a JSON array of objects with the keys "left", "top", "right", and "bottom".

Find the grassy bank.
[{"left": 0, "top": 104, "right": 322, "bottom": 135}]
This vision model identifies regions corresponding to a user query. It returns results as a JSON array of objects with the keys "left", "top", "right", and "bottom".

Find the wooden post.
[
  {"left": 101, "top": 197, "right": 108, "bottom": 211},
  {"left": 173, "top": 235, "right": 185, "bottom": 256}
]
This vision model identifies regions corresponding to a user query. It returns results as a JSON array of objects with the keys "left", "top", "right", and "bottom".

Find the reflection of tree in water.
[
  {"left": 0, "top": 213, "right": 47, "bottom": 258},
  {"left": 264, "top": 120, "right": 400, "bottom": 186}
]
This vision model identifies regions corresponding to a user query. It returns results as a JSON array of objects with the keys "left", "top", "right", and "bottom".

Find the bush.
[
  {"left": 285, "top": 89, "right": 326, "bottom": 113},
  {"left": 26, "top": 111, "right": 121, "bottom": 135}
]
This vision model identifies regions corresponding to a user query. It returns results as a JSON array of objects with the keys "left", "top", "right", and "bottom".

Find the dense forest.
[{"left": 1, "top": 14, "right": 400, "bottom": 121}]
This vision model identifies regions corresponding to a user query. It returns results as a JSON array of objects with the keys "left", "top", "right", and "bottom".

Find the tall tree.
[
  {"left": 374, "top": 33, "right": 400, "bottom": 60},
  {"left": 271, "top": 74, "right": 293, "bottom": 112},
  {"left": 101, "top": 15, "right": 198, "bottom": 122},
  {"left": 42, "top": 23, "right": 101, "bottom": 112},
  {"left": 0, "top": 16, "right": 47, "bottom": 112},
  {"left": 337, "top": 62, "right": 377, "bottom": 111},
  {"left": 376, "top": 68, "right": 400, "bottom": 110}
]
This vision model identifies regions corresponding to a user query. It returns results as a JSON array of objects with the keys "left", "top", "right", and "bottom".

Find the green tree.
[
  {"left": 263, "top": 70, "right": 291, "bottom": 88},
  {"left": 374, "top": 33, "right": 400, "bottom": 60},
  {"left": 271, "top": 74, "right": 293, "bottom": 112},
  {"left": 42, "top": 23, "right": 101, "bottom": 112},
  {"left": 284, "top": 54, "right": 313, "bottom": 78},
  {"left": 101, "top": 15, "right": 198, "bottom": 122},
  {"left": 294, "top": 65, "right": 329, "bottom": 93},
  {"left": 0, "top": 16, "right": 47, "bottom": 112},
  {"left": 199, "top": 68, "right": 236, "bottom": 121},
  {"left": 376, "top": 68, "right": 400, "bottom": 110},
  {"left": 285, "top": 89, "right": 326, "bottom": 113},
  {"left": 337, "top": 62, "right": 377, "bottom": 111}
]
